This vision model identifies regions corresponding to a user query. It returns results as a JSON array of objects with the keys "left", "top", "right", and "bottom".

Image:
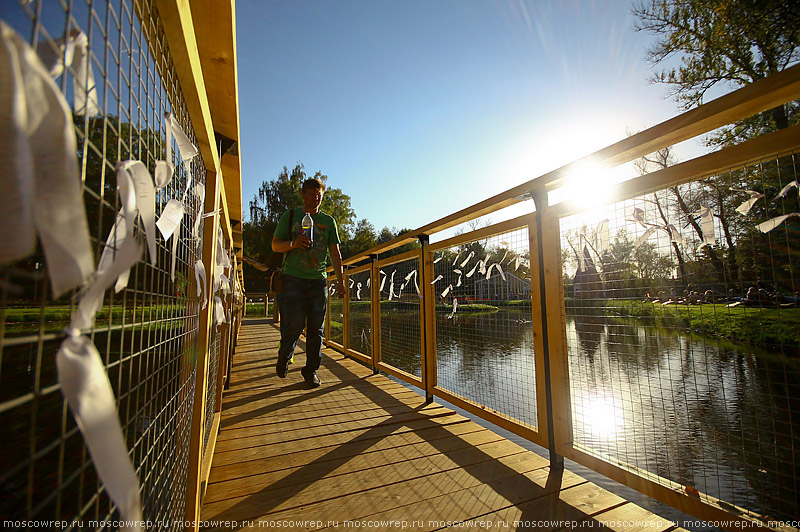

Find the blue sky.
[{"left": 236, "top": 0, "right": 690, "bottom": 234}]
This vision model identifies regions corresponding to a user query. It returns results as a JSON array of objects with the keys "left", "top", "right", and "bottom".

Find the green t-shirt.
[{"left": 274, "top": 208, "right": 341, "bottom": 280}]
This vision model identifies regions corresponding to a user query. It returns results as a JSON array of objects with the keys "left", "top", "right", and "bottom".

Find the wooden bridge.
[{"left": 199, "top": 318, "right": 681, "bottom": 531}]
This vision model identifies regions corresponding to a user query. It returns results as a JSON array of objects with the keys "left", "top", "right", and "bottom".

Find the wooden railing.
[{"left": 325, "top": 65, "right": 800, "bottom": 531}]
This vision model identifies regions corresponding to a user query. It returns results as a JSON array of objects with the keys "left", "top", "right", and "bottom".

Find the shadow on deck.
[{"left": 200, "top": 318, "right": 679, "bottom": 531}]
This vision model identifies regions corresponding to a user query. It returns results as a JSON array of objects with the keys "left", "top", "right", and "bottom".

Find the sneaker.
[
  {"left": 276, "top": 357, "right": 288, "bottom": 378},
  {"left": 304, "top": 371, "right": 321, "bottom": 388}
]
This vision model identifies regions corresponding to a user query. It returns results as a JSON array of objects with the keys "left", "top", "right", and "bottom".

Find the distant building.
[{"left": 573, "top": 246, "right": 603, "bottom": 298}]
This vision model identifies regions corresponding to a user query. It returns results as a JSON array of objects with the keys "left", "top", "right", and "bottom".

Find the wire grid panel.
[
  {"left": 326, "top": 279, "right": 344, "bottom": 346},
  {"left": 376, "top": 255, "right": 422, "bottom": 379},
  {"left": 346, "top": 268, "right": 372, "bottom": 358},
  {"left": 432, "top": 226, "right": 537, "bottom": 430},
  {"left": 203, "top": 328, "right": 220, "bottom": 455},
  {"left": 0, "top": 0, "right": 205, "bottom": 528},
  {"left": 559, "top": 151, "right": 800, "bottom": 521}
]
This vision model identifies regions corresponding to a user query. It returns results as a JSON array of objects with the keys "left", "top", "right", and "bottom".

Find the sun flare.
[{"left": 550, "top": 160, "right": 616, "bottom": 208}]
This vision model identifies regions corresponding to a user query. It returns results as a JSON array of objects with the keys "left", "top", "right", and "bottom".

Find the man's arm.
[
  {"left": 272, "top": 236, "right": 300, "bottom": 253},
  {"left": 271, "top": 209, "right": 310, "bottom": 253},
  {"left": 329, "top": 243, "right": 346, "bottom": 296}
]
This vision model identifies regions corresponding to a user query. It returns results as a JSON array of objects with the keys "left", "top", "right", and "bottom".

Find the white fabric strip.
[
  {"left": 220, "top": 273, "right": 231, "bottom": 295},
  {"left": 0, "top": 22, "right": 35, "bottom": 264},
  {"left": 156, "top": 199, "right": 185, "bottom": 240},
  {"left": 214, "top": 296, "right": 226, "bottom": 326},
  {"left": 634, "top": 226, "right": 657, "bottom": 248},
  {"left": 733, "top": 190, "right": 764, "bottom": 215},
  {"left": 666, "top": 224, "right": 684, "bottom": 245},
  {"left": 695, "top": 206, "right": 715, "bottom": 248},
  {"left": 37, "top": 30, "right": 99, "bottom": 117},
  {"left": 116, "top": 161, "right": 157, "bottom": 265},
  {"left": 170, "top": 228, "right": 180, "bottom": 282},
  {"left": 154, "top": 160, "right": 174, "bottom": 189},
  {"left": 0, "top": 22, "right": 94, "bottom": 297},
  {"left": 56, "top": 333, "right": 143, "bottom": 532},
  {"left": 775, "top": 180, "right": 799, "bottom": 200},
  {"left": 72, "top": 239, "right": 142, "bottom": 331},
  {"left": 194, "top": 260, "right": 207, "bottom": 310},
  {"left": 758, "top": 213, "right": 800, "bottom": 233},
  {"left": 597, "top": 219, "right": 610, "bottom": 251},
  {"left": 168, "top": 114, "right": 199, "bottom": 161},
  {"left": 154, "top": 196, "right": 184, "bottom": 282}
]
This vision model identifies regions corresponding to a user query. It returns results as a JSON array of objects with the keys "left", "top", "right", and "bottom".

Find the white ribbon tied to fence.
[
  {"left": 0, "top": 21, "right": 94, "bottom": 297},
  {"left": 36, "top": 29, "right": 99, "bottom": 117},
  {"left": 0, "top": 21, "right": 143, "bottom": 530}
]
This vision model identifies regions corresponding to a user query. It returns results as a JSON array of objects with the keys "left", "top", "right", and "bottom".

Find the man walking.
[{"left": 271, "top": 178, "right": 346, "bottom": 387}]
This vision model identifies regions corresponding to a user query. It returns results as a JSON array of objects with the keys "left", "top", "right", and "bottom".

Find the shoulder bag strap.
[{"left": 281, "top": 208, "right": 295, "bottom": 269}]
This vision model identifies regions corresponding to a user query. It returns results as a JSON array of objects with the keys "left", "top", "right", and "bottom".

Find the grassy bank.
[
  {"left": 600, "top": 299, "right": 800, "bottom": 350},
  {"left": 245, "top": 303, "right": 266, "bottom": 315},
  {"left": 347, "top": 300, "right": 501, "bottom": 313}
]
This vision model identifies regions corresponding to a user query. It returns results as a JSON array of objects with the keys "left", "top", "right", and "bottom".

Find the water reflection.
[
  {"left": 436, "top": 310, "right": 538, "bottom": 430},
  {"left": 566, "top": 308, "right": 799, "bottom": 521}
]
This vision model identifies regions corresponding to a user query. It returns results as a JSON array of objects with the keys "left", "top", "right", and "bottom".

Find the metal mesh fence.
[
  {"left": 377, "top": 255, "right": 422, "bottom": 379},
  {"left": 0, "top": 0, "right": 205, "bottom": 527},
  {"left": 432, "top": 226, "right": 538, "bottom": 430},
  {"left": 346, "top": 268, "right": 371, "bottom": 358},
  {"left": 327, "top": 280, "right": 343, "bottom": 346},
  {"left": 203, "top": 328, "right": 220, "bottom": 456},
  {"left": 559, "top": 151, "right": 800, "bottom": 521}
]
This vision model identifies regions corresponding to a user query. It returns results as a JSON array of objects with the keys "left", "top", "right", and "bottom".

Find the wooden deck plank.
[
  {"left": 208, "top": 427, "right": 507, "bottom": 492},
  {"left": 200, "top": 319, "right": 676, "bottom": 531}
]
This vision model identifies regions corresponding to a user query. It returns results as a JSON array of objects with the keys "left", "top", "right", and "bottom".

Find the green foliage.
[
  {"left": 245, "top": 303, "right": 266, "bottom": 316},
  {"left": 3, "top": 304, "right": 190, "bottom": 334},
  {"left": 633, "top": 0, "right": 799, "bottom": 145},
  {"left": 605, "top": 299, "right": 800, "bottom": 350},
  {"left": 340, "top": 218, "right": 378, "bottom": 258}
]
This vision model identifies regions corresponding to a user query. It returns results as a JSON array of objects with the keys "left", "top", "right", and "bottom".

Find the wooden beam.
[
  {"left": 551, "top": 123, "right": 800, "bottom": 218},
  {"left": 192, "top": 0, "right": 243, "bottom": 228}
]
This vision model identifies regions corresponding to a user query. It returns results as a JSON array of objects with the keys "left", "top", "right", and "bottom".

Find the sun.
[
  {"left": 550, "top": 159, "right": 616, "bottom": 208},
  {"left": 500, "top": 113, "right": 634, "bottom": 209}
]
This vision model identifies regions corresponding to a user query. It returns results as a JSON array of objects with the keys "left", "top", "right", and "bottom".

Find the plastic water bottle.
[{"left": 301, "top": 212, "right": 314, "bottom": 244}]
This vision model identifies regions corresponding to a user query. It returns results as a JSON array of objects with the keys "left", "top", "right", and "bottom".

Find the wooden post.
[
  {"left": 342, "top": 269, "right": 350, "bottom": 355},
  {"left": 370, "top": 255, "right": 381, "bottom": 373},
  {"left": 184, "top": 165, "right": 220, "bottom": 528},
  {"left": 531, "top": 190, "right": 568, "bottom": 468},
  {"left": 419, "top": 237, "right": 436, "bottom": 403}
]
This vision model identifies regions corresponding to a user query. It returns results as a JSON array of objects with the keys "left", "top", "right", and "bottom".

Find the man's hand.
[
  {"left": 292, "top": 234, "right": 312, "bottom": 250},
  {"left": 334, "top": 279, "right": 346, "bottom": 298}
]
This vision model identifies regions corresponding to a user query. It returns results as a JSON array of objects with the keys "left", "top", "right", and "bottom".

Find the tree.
[
  {"left": 340, "top": 218, "right": 377, "bottom": 259},
  {"left": 633, "top": 1, "right": 800, "bottom": 294},
  {"left": 633, "top": 0, "right": 800, "bottom": 146}
]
